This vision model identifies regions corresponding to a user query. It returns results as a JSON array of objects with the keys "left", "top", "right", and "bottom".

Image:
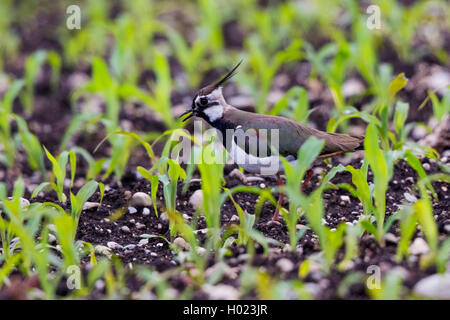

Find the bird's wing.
[{"left": 226, "top": 109, "right": 363, "bottom": 158}]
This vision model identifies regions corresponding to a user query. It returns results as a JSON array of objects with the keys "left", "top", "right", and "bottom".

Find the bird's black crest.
[{"left": 198, "top": 60, "right": 243, "bottom": 96}]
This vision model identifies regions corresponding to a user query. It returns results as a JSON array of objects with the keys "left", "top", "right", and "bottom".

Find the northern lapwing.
[{"left": 179, "top": 62, "right": 363, "bottom": 221}]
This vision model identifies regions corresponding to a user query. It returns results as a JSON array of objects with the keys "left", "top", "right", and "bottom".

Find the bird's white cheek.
[{"left": 203, "top": 105, "right": 223, "bottom": 122}]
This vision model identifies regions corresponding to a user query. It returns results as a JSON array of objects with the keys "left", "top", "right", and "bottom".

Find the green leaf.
[
  {"left": 71, "top": 181, "right": 99, "bottom": 219},
  {"left": 388, "top": 73, "right": 408, "bottom": 103},
  {"left": 404, "top": 151, "right": 437, "bottom": 199},
  {"left": 137, "top": 166, "right": 159, "bottom": 216},
  {"left": 31, "top": 182, "right": 51, "bottom": 198},
  {"left": 69, "top": 151, "right": 76, "bottom": 189},
  {"left": 98, "top": 182, "right": 105, "bottom": 205},
  {"left": 361, "top": 220, "right": 378, "bottom": 238}
]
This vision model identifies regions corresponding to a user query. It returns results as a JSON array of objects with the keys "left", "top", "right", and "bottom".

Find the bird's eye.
[{"left": 199, "top": 97, "right": 208, "bottom": 106}]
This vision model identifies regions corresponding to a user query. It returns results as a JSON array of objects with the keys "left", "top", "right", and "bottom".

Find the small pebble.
[
  {"left": 229, "top": 215, "right": 239, "bottom": 223},
  {"left": 142, "top": 207, "right": 150, "bottom": 216},
  {"left": 95, "top": 245, "right": 112, "bottom": 257},
  {"left": 189, "top": 190, "right": 203, "bottom": 210},
  {"left": 128, "top": 207, "right": 137, "bottom": 214},
  {"left": 404, "top": 192, "right": 418, "bottom": 203},
  {"left": 414, "top": 274, "right": 450, "bottom": 299},
  {"left": 384, "top": 233, "right": 399, "bottom": 244},
  {"left": 194, "top": 228, "right": 208, "bottom": 235},
  {"left": 48, "top": 234, "right": 57, "bottom": 244},
  {"left": 422, "top": 163, "right": 431, "bottom": 171},
  {"left": 196, "top": 247, "right": 207, "bottom": 256},
  {"left": 83, "top": 202, "right": 100, "bottom": 210},
  {"left": 173, "top": 237, "right": 190, "bottom": 251},
  {"left": 124, "top": 190, "right": 132, "bottom": 200},
  {"left": 276, "top": 258, "right": 294, "bottom": 273},
  {"left": 121, "top": 226, "right": 131, "bottom": 233},
  {"left": 159, "top": 212, "right": 169, "bottom": 222},
  {"left": 202, "top": 284, "right": 240, "bottom": 300},
  {"left": 107, "top": 242, "right": 122, "bottom": 250},
  {"left": 129, "top": 192, "right": 152, "bottom": 207},
  {"left": 259, "top": 183, "right": 266, "bottom": 189},
  {"left": 136, "top": 222, "right": 146, "bottom": 230},
  {"left": 409, "top": 238, "right": 430, "bottom": 255},
  {"left": 340, "top": 195, "right": 351, "bottom": 203},
  {"left": 123, "top": 244, "right": 136, "bottom": 250},
  {"left": 138, "top": 238, "right": 149, "bottom": 246}
]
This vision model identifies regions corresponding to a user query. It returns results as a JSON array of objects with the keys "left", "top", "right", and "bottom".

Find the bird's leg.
[
  {"left": 273, "top": 176, "right": 284, "bottom": 222},
  {"left": 301, "top": 168, "right": 314, "bottom": 192}
]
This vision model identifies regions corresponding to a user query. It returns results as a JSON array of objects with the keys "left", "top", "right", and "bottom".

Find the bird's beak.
[{"left": 179, "top": 108, "right": 194, "bottom": 122}]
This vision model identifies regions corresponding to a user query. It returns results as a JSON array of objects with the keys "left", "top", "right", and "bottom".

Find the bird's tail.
[{"left": 320, "top": 132, "right": 364, "bottom": 154}]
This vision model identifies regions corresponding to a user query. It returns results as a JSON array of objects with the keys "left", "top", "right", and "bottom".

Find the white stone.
[
  {"left": 3, "top": 197, "right": 30, "bottom": 209},
  {"left": 128, "top": 207, "right": 137, "bottom": 214},
  {"left": 189, "top": 190, "right": 203, "bottom": 210},
  {"left": 205, "top": 263, "right": 238, "bottom": 280},
  {"left": 121, "top": 226, "right": 131, "bottom": 233},
  {"left": 136, "top": 222, "right": 146, "bottom": 230},
  {"left": 342, "top": 78, "right": 365, "bottom": 97},
  {"left": 82, "top": 202, "right": 100, "bottom": 210},
  {"left": 194, "top": 228, "right": 208, "bottom": 235},
  {"left": 159, "top": 212, "right": 169, "bottom": 222},
  {"left": 414, "top": 274, "right": 450, "bottom": 299},
  {"left": 130, "top": 192, "right": 152, "bottom": 207},
  {"left": 173, "top": 237, "right": 190, "bottom": 251},
  {"left": 123, "top": 244, "right": 136, "bottom": 250},
  {"left": 340, "top": 195, "right": 351, "bottom": 203},
  {"left": 203, "top": 284, "right": 239, "bottom": 300},
  {"left": 48, "top": 234, "right": 57, "bottom": 244},
  {"left": 142, "top": 207, "right": 150, "bottom": 216},
  {"left": 196, "top": 247, "right": 207, "bottom": 256},
  {"left": 384, "top": 233, "right": 399, "bottom": 244},
  {"left": 422, "top": 163, "right": 431, "bottom": 171},
  {"left": 107, "top": 241, "right": 123, "bottom": 250},
  {"left": 138, "top": 238, "right": 149, "bottom": 246},
  {"left": 95, "top": 245, "right": 112, "bottom": 257},
  {"left": 404, "top": 192, "right": 418, "bottom": 203},
  {"left": 230, "top": 215, "right": 239, "bottom": 223},
  {"left": 276, "top": 258, "right": 295, "bottom": 273},
  {"left": 409, "top": 238, "right": 430, "bottom": 255}
]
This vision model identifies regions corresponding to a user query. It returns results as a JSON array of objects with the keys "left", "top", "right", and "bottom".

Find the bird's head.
[{"left": 179, "top": 61, "right": 242, "bottom": 124}]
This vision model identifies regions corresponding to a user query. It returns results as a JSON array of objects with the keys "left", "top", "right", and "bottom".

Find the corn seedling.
[
  {"left": 0, "top": 79, "right": 24, "bottom": 168},
  {"left": 32, "top": 148, "right": 74, "bottom": 203},
  {"left": 244, "top": 36, "right": 302, "bottom": 114},
  {"left": 21, "top": 50, "right": 61, "bottom": 114}
]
